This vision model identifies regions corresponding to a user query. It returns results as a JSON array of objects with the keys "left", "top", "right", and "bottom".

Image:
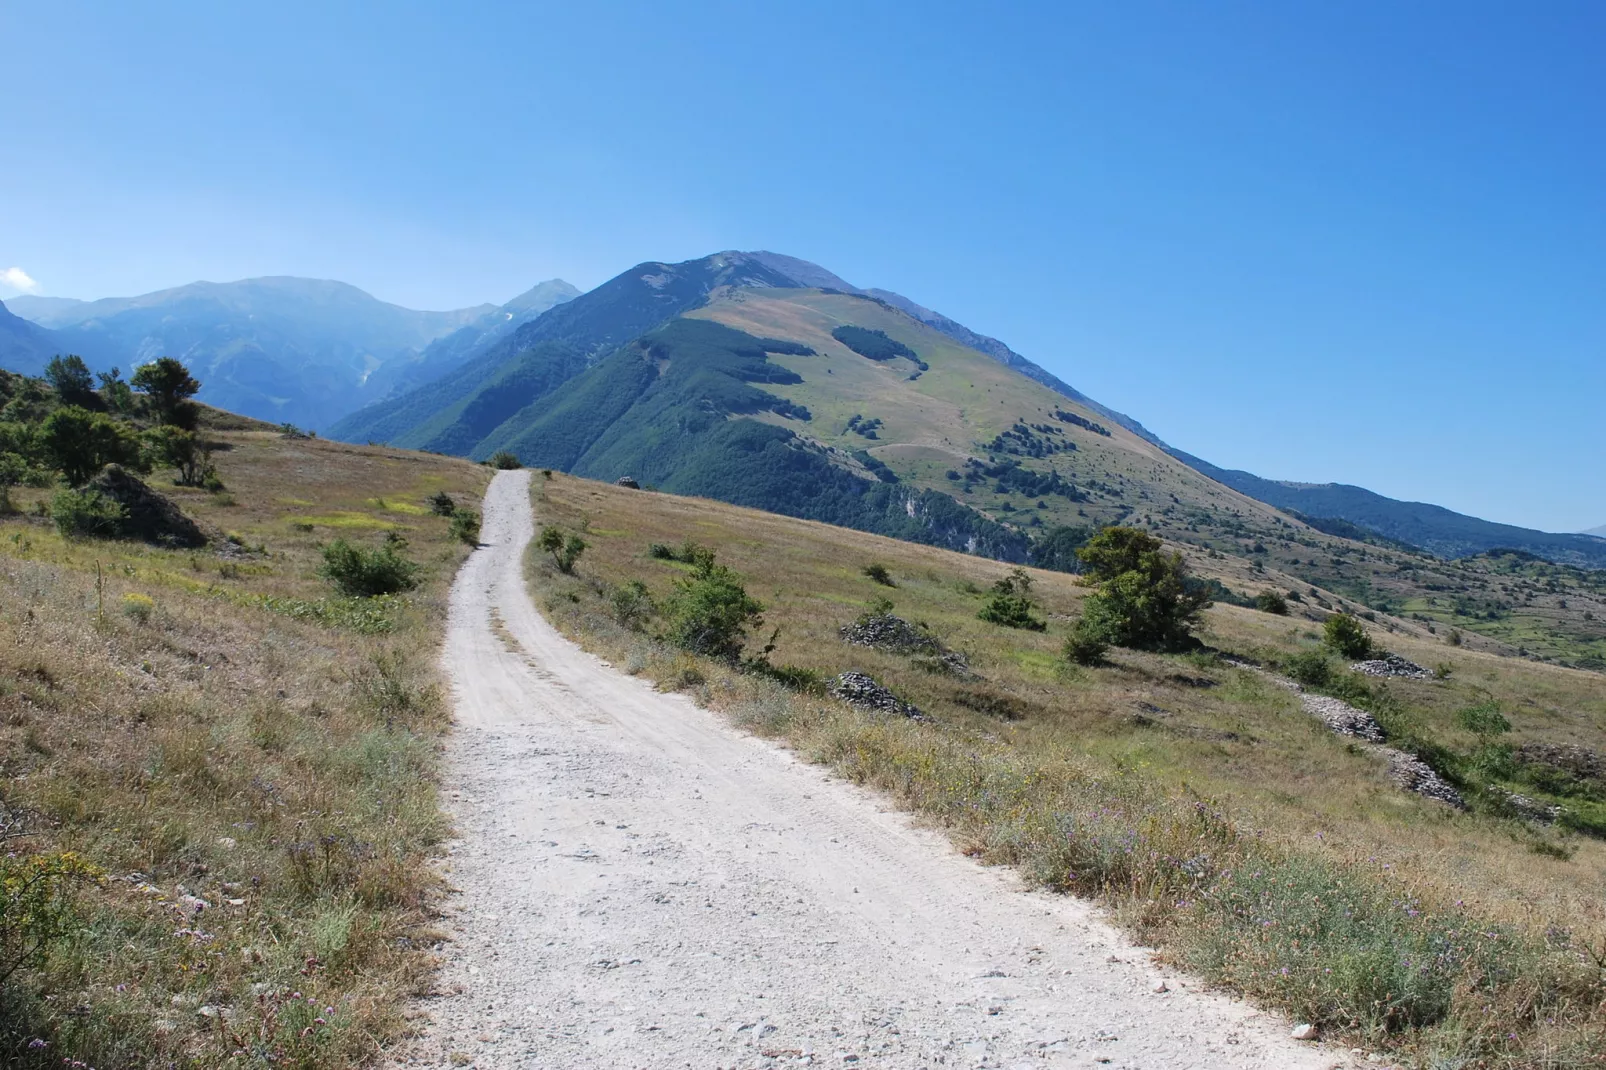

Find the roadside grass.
[
  {"left": 0, "top": 432, "right": 488, "bottom": 1067},
  {"left": 524, "top": 473, "right": 1606, "bottom": 1069}
]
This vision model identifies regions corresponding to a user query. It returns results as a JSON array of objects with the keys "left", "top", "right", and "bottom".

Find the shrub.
[
  {"left": 608, "top": 580, "right": 654, "bottom": 630},
  {"left": 448, "top": 507, "right": 482, "bottom": 545},
  {"left": 40, "top": 406, "right": 143, "bottom": 485},
  {"left": 1062, "top": 619, "right": 1109, "bottom": 665},
  {"left": 1323, "top": 613, "right": 1374, "bottom": 659},
  {"left": 0, "top": 852, "right": 101, "bottom": 985},
  {"left": 537, "top": 525, "right": 586, "bottom": 573},
  {"left": 487, "top": 450, "right": 521, "bottom": 470},
  {"left": 1254, "top": 590, "right": 1289, "bottom": 615},
  {"left": 120, "top": 592, "right": 155, "bottom": 623},
  {"left": 50, "top": 487, "right": 126, "bottom": 539},
  {"left": 1283, "top": 648, "right": 1335, "bottom": 688},
  {"left": 1456, "top": 701, "right": 1512, "bottom": 736},
  {"left": 977, "top": 568, "right": 1047, "bottom": 631},
  {"left": 142, "top": 425, "right": 216, "bottom": 487},
  {"left": 317, "top": 538, "right": 421, "bottom": 597},
  {"left": 862, "top": 563, "right": 895, "bottom": 587},
  {"left": 661, "top": 553, "right": 764, "bottom": 661},
  {"left": 427, "top": 491, "right": 457, "bottom": 517},
  {"left": 1074, "top": 527, "right": 1211, "bottom": 650}
]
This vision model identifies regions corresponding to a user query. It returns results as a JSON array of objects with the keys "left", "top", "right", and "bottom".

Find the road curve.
[{"left": 402, "top": 469, "right": 1343, "bottom": 1069}]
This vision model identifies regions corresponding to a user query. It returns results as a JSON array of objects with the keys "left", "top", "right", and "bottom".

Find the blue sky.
[{"left": 1, "top": 1, "right": 1601, "bottom": 532}]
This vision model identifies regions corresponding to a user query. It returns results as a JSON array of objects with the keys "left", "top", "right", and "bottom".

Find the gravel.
[{"left": 396, "top": 471, "right": 1342, "bottom": 1070}]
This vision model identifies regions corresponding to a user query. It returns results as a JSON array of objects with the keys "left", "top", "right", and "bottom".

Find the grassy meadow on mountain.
[
  {"left": 0, "top": 368, "right": 488, "bottom": 1065},
  {"left": 524, "top": 471, "right": 1606, "bottom": 1069}
]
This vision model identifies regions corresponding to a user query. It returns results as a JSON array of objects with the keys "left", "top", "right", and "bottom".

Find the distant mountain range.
[
  {"left": 3, "top": 277, "right": 577, "bottom": 429},
  {"left": 1586, "top": 524, "right": 1606, "bottom": 538},
  {"left": 6, "top": 255, "right": 1599, "bottom": 572}
]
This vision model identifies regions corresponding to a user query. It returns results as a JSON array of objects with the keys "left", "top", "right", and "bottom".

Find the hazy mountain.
[
  {"left": 4, "top": 295, "right": 87, "bottom": 324},
  {"left": 0, "top": 277, "right": 570, "bottom": 430},
  {"left": 355, "top": 279, "right": 579, "bottom": 405},
  {"left": 0, "top": 299, "right": 62, "bottom": 376},
  {"left": 1584, "top": 524, "right": 1606, "bottom": 538},
  {"left": 1167, "top": 447, "right": 1606, "bottom": 569}
]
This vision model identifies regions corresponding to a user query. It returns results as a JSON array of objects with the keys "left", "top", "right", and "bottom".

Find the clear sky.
[{"left": 1, "top": 2, "right": 1601, "bottom": 532}]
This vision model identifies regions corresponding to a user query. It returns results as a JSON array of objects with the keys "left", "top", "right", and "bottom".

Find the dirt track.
[{"left": 402, "top": 470, "right": 1345, "bottom": 1069}]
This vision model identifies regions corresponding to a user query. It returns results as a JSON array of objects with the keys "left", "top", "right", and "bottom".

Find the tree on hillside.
[
  {"left": 1030, "top": 524, "right": 1090, "bottom": 573},
  {"left": 131, "top": 358, "right": 201, "bottom": 428},
  {"left": 143, "top": 425, "right": 216, "bottom": 487},
  {"left": 98, "top": 367, "right": 136, "bottom": 414},
  {"left": 39, "top": 407, "right": 143, "bottom": 485},
  {"left": 1073, "top": 526, "right": 1212, "bottom": 650},
  {"left": 45, "top": 356, "right": 99, "bottom": 409}
]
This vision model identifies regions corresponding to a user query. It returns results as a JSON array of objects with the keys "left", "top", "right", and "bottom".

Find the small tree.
[
  {"left": 487, "top": 450, "right": 522, "bottom": 470},
  {"left": 1074, "top": 526, "right": 1211, "bottom": 650},
  {"left": 39, "top": 406, "right": 143, "bottom": 485},
  {"left": 661, "top": 554, "right": 764, "bottom": 660},
  {"left": 130, "top": 357, "right": 201, "bottom": 427},
  {"left": 977, "top": 568, "right": 1047, "bottom": 631},
  {"left": 99, "top": 367, "right": 136, "bottom": 413},
  {"left": 1062, "top": 618, "right": 1108, "bottom": 665},
  {"left": 1323, "top": 613, "right": 1374, "bottom": 659},
  {"left": 45, "top": 355, "right": 99, "bottom": 408},
  {"left": 537, "top": 525, "right": 586, "bottom": 573},
  {"left": 142, "top": 425, "right": 215, "bottom": 487}
]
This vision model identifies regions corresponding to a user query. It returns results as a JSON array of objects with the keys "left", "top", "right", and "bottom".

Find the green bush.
[
  {"left": 317, "top": 538, "right": 421, "bottom": 597},
  {"left": 537, "top": 525, "right": 586, "bottom": 573},
  {"left": 1254, "top": 590, "right": 1290, "bottom": 615},
  {"left": 40, "top": 406, "right": 143, "bottom": 485},
  {"left": 1323, "top": 613, "right": 1374, "bottom": 659},
  {"left": 487, "top": 450, "right": 522, "bottom": 470},
  {"left": 448, "top": 507, "right": 481, "bottom": 545},
  {"left": 1283, "top": 648, "right": 1335, "bottom": 688},
  {"left": 1062, "top": 619, "right": 1109, "bottom": 665},
  {"left": 976, "top": 568, "right": 1046, "bottom": 631},
  {"left": 1456, "top": 701, "right": 1512, "bottom": 736},
  {"left": 142, "top": 424, "right": 216, "bottom": 487},
  {"left": 50, "top": 487, "right": 126, "bottom": 539},
  {"left": 862, "top": 563, "right": 895, "bottom": 587},
  {"left": 661, "top": 553, "right": 764, "bottom": 661},
  {"left": 608, "top": 580, "right": 654, "bottom": 630},
  {"left": 1074, "top": 527, "right": 1211, "bottom": 650},
  {"left": 427, "top": 491, "right": 457, "bottom": 517}
]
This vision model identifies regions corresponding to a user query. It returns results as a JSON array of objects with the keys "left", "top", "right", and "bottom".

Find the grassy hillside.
[
  {"left": 523, "top": 471, "right": 1606, "bottom": 1068},
  {"left": 0, "top": 431, "right": 488, "bottom": 1066}
]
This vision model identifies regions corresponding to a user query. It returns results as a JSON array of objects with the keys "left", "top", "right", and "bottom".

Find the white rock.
[
  {"left": 1291, "top": 1022, "right": 1319, "bottom": 1040},
  {"left": 216, "top": 836, "right": 237, "bottom": 849}
]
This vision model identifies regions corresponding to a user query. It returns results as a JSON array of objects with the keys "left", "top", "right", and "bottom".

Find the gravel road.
[{"left": 400, "top": 470, "right": 1346, "bottom": 1069}]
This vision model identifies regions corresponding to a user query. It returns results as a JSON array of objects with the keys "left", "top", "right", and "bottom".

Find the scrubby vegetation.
[
  {"left": 976, "top": 568, "right": 1046, "bottom": 631},
  {"left": 318, "top": 535, "right": 423, "bottom": 596},
  {"left": 0, "top": 423, "right": 487, "bottom": 1067},
  {"left": 520, "top": 472, "right": 1606, "bottom": 1068},
  {"left": 831, "top": 325, "right": 920, "bottom": 365}
]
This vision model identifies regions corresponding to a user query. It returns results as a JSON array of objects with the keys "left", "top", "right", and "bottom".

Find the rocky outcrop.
[
  {"left": 88, "top": 465, "right": 208, "bottom": 548},
  {"left": 839, "top": 614, "right": 974, "bottom": 678}
]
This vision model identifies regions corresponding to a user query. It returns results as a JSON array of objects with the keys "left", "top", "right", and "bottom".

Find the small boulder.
[
  {"left": 1290, "top": 1022, "right": 1319, "bottom": 1041},
  {"left": 616, "top": 476, "right": 641, "bottom": 489}
]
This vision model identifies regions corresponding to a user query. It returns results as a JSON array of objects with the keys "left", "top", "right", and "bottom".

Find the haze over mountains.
[
  {"left": 3, "top": 277, "right": 577, "bottom": 429},
  {"left": 3, "top": 252, "right": 1601, "bottom": 574}
]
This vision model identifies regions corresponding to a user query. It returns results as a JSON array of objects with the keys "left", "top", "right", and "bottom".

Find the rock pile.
[
  {"left": 1498, "top": 790, "right": 1564, "bottom": 823},
  {"left": 839, "top": 614, "right": 974, "bottom": 677},
  {"left": 828, "top": 672, "right": 926, "bottom": 721},
  {"left": 1301, "top": 694, "right": 1386, "bottom": 743},
  {"left": 1352, "top": 653, "right": 1432, "bottom": 679},
  {"left": 1514, "top": 742, "right": 1603, "bottom": 785},
  {"left": 839, "top": 614, "right": 939, "bottom": 653},
  {"left": 615, "top": 476, "right": 641, "bottom": 489},
  {"left": 88, "top": 465, "right": 208, "bottom": 548},
  {"left": 1386, "top": 750, "right": 1468, "bottom": 809}
]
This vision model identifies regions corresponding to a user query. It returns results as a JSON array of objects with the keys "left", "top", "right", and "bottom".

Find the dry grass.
[
  {"left": 0, "top": 432, "right": 488, "bottom": 1067},
  {"left": 524, "top": 472, "right": 1606, "bottom": 1069}
]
